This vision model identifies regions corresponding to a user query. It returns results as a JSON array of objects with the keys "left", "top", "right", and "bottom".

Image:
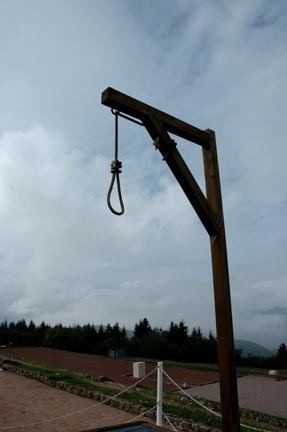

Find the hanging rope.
[{"left": 107, "top": 109, "right": 125, "bottom": 215}]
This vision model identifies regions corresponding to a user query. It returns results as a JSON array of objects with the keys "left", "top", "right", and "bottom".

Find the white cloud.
[{"left": 0, "top": 125, "right": 202, "bottom": 325}]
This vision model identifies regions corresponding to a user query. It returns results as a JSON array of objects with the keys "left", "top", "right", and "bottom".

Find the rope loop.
[{"left": 107, "top": 109, "right": 125, "bottom": 215}]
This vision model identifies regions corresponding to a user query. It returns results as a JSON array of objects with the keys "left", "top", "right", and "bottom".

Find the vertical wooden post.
[
  {"left": 203, "top": 129, "right": 240, "bottom": 432},
  {"left": 102, "top": 88, "right": 241, "bottom": 430}
]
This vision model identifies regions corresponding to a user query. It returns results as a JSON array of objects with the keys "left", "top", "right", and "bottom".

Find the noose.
[{"left": 107, "top": 109, "right": 125, "bottom": 215}]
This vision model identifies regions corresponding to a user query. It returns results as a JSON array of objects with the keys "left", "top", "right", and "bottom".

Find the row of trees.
[
  {"left": 239, "top": 342, "right": 287, "bottom": 369},
  {"left": 0, "top": 318, "right": 215, "bottom": 361},
  {"left": 131, "top": 318, "right": 219, "bottom": 363},
  {"left": 0, "top": 318, "right": 286, "bottom": 368},
  {"left": 0, "top": 319, "right": 127, "bottom": 355}
]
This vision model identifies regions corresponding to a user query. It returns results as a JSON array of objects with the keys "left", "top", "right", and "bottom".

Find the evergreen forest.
[{"left": 0, "top": 318, "right": 286, "bottom": 369}]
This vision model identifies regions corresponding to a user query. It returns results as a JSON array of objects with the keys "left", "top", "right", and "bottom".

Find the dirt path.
[
  {"left": 187, "top": 375, "right": 287, "bottom": 418},
  {"left": 0, "top": 371, "right": 135, "bottom": 432},
  {"left": 0, "top": 347, "right": 219, "bottom": 388}
]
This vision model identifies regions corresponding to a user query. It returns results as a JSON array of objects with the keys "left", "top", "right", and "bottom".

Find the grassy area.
[
  {"left": 4, "top": 358, "right": 224, "bottom": 428},
  {"left": 9, "top": 359, "right": 134, "bottom": 397},
  {"left": 123, "top": 355, "right": 280, "bottom": 377},
  {"left": 121, "top": 355, "right": 219, "bottom": 371},
  {"left": 4, "top": 358, "right": 283, "bottom": 431}
]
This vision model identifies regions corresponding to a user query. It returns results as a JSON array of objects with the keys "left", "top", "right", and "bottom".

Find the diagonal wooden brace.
[{"left": 144, "top": 114, "right": 220, "bottom": 236}]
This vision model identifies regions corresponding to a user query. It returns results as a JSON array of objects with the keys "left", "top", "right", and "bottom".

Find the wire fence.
[
  {"left": 0, "top": 362, "right": 271, "bottom": 432},
  {"left": 162, "top": 368, "right": 269, "bottom": 432},
  {"left": 0, "top": 367, "right": 156, "bottom": 430},
  {"left": 162, "top": 411, "right": 177, "bottom": 432}
]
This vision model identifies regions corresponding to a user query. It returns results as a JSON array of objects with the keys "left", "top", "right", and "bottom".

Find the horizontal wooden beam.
[{"left": 101, "top": 87, "right": 210, "bottom": 148}]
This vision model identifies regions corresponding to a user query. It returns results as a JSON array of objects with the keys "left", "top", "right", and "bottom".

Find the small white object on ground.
[{"left": 133, "top": 362, "right": 145, "bottom": 378}]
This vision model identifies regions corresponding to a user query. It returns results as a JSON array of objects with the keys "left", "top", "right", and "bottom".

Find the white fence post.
[{"left": 156, "top": 361, "right": 163, "bottom": 427}]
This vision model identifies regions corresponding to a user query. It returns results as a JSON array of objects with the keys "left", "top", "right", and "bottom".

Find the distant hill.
[{"left": 235, "top": 340, "right": 274, "bottom": 358}]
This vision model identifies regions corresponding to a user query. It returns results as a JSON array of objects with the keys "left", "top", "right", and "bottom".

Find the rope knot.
[{"left": 110, "top": 160, "right": 122, "bottom": 174}]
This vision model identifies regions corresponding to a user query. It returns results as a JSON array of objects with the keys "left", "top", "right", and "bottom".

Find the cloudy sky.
[{"left": 0, "top": 0, "right": 286, "bottom": 348}]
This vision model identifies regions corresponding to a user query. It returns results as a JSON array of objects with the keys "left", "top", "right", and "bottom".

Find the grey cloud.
[
  {"left": 0, "top": 1, "right": 286, "bottom": 348},
  {"left": 259, "top": 307, "right": 287, "bottom": 317}
]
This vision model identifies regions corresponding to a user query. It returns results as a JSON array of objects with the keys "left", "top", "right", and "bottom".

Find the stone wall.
[
  {"left": 4, "top": 360, "right": 287, "bottom": 431},
  {"left": 3, "top": 362, "right": 220, "bottom": 432}
]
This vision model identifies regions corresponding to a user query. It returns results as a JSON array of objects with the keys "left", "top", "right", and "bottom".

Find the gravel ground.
[
  {"left": 0, "top": 371, "right": 135, "bottom": 432},
  {"left": 187, "top": 375, "right": 287, "bottom": 418}
]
